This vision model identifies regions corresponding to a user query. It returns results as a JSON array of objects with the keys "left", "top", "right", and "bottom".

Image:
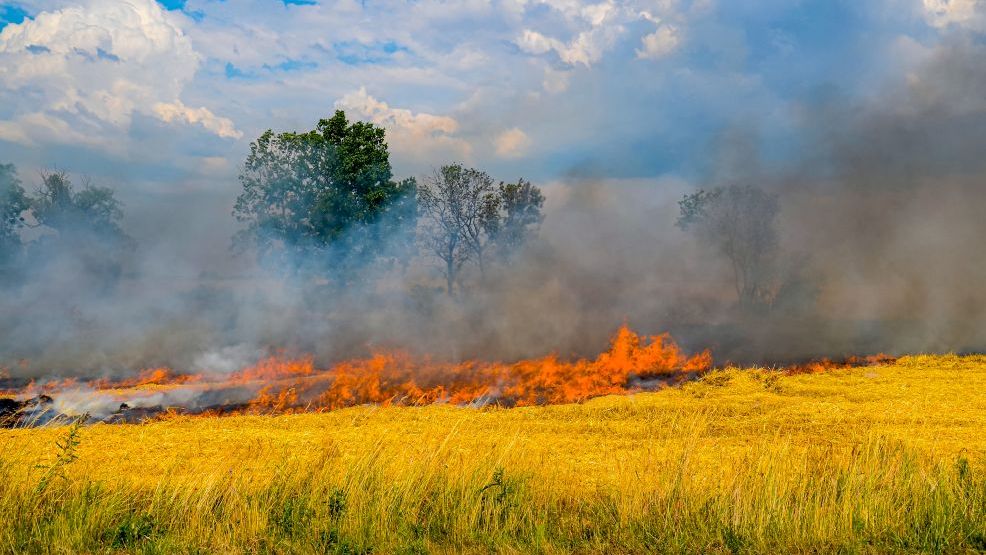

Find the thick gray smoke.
[
  {"left": 2, "top": 39, "right": 986, "bottom": 384},
  {"left": 772, "top": 38, "right": 986, "bottom": 358}
]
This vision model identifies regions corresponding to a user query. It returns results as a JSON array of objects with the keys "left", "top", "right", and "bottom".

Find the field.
[{"left": 2, "top": 355, "right": 986, "bottom": 554}]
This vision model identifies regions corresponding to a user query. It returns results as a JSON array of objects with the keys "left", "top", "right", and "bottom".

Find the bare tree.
[
  {"left": 417, "top": 165, "right": 488, "bottom": 294},
  {"left": 453, "top": 168, "right": 500, "bottom": 277},
  {"left": 418, "top": 165, "right": 543, "bottom": 295},
  {"left": 677, "top": 185, "right": 779, "bottom": 309}
]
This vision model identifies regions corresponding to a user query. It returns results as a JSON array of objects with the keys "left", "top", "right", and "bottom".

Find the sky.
[{"left": 0, "top": 0, "right": 983, "bottom": 194}]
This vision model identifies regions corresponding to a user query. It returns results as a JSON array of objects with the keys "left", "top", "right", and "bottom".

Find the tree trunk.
[{"left": 446, "top": 252, "right": 454, "bottom": 296}]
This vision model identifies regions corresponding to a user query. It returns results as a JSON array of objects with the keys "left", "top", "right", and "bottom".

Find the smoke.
[
  {"left": 774, "top": 37, "right": 986, "bottom": 357},
  {"left": 3, "top": 37, "right": 986, "bottom": 386},
  {"left": 0, "top": 170, "right": 710, "bottom": 381}
]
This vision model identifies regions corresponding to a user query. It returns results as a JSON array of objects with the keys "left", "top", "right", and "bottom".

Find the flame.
[
  {"left": 0, "top": 326, "right": 902, "bottom": 426},
  {"left": 1, "top": 325, "right": 712, "bottom": 419},
  {"left": 92, "top": 368, "right": 201, "bottom": 389},
  {"left": 235, "top": 325, "right": 712, "bottom": 412}
]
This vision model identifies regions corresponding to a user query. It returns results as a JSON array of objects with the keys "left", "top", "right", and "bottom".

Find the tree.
[
  {"left": 32, "top": 171, "right": 126, "bottom": 238},
  {"left": 677, "top": 185, "right": 779, "bottom": 309},
  {"left": 452, "top": 167, "right": 500, "bottom": 277},
  {"left": 0, "top": 163, "right": 29, "bottom": 273},
  {"left": 417, "top": 167, "right": 465, "bottom": 296},
  {"left": 233, "top": 110, "right": 416, "bottom": 278},
  {"left": 28, "top": 170, "right": 130, "bottom": 286},
  {"left": 418, "top": 165, "right": 545, "bottom": 295},
  {"left": 417, "top": 165, "right": 493, "bottom": 294},
  {"left": 496, "top": 178, "right": 545, "bottom": 256}
]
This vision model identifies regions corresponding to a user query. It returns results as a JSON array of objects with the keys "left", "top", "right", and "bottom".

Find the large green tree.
[{"left": 233, "top": 110, "right": 416, "bottom": 277}]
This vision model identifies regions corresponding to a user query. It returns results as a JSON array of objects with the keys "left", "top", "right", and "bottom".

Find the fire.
[
  {"left": 236, "top": 355, "right": 316, "bottom": 382},
  {"left": 251, "top": 326, "right": 712, "bottom": 410},
  {"left": 242, "top": 325, "right": 712, "bottom": 411},
  {"left": 0, "top": 326, "right": 903, "bottom": 427},
  {"left": 0, "top": 325, "right": 712, "bottom": 423},
  {"left": 92, "top": 367, "right": 201, "bottom": 389}
]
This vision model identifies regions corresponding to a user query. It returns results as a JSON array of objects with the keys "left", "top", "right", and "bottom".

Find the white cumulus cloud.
[
  {"left": 637, "top": 24, "right": 681, "bottom": 59},
  {"left": 335, "top": 87, "right": 472, "bottom": 167},
  {"left": 495, "top": 127, "right": 532, "bottom": 158},
  {"left": 517, "top": 26, "right": 623, "bottom": 66},
  {"left": 0, "top": 0, "right": 239, "bottom": 147},
  {"left": 153, "top": 101, "right": 242, "bottom": 140}
]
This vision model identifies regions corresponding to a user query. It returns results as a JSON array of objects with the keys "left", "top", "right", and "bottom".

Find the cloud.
[
  {"left": 922, "top": 0, "right": 986, "bottom": 32},
  {"left": 0, "top": 0, "right": 970, "bottom": 190},
  {"left": 534, "top": 0, "right": 624, "bottom": 27},
  {"left": 516, "top": 24, "right": 624, "bottom": 67},
  {"left": 495, "top": 127, "right": 532, "bottom": 158},
  {"left": 0, "top": 0, "right": 238, "bottom": 146},
  {"left": 197, "top": 156, "right": 232, "bottom": 176},
  {"left": 514, "top": 1, "right": 628, "bottom": 67},
  {"left": 153, "top": 101, "right": 242, "bottom": 139},
  {"left": 637, "top": 24, "right": 681, "bottom": 59},
  {"left": 335, "top": 87, "right": 471, "bottom": 168},
  {"left": 543, "top": 66, "right": 571, "bottom": 93},
  {"left": 0, "top": 120, "right": 32, "bottom": 145},
  {"left": 513, "top": 1, "right": 691, "bottom": 67}
]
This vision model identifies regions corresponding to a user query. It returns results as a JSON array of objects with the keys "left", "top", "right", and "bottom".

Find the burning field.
[
  {"left": 6, "top": 1, "right": 986, "bottom": 552},
  {"left": 0, "top": 326, "right": 713, "bottom": 427},
  {"left": 1, "top": 350, "right": 985, "bottom": 552}
]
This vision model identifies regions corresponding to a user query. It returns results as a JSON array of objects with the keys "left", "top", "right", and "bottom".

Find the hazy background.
[{"left": 2, "top": 0, "right": 986, "bottom": 380}]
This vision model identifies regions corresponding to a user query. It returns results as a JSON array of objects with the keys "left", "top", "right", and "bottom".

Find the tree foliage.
[
  {"left": 417, "top": 165, "right": 493, "bottom": 294},
  {"left": 27, "top": 170, "right": 131, "bottom": 286},
  {"left": 496, "top": 178, "right": 545, "bottom": 256},
  {"left": 233, "top": 110, "right": 416, "bottom": 278},
  {"left": 0, "top": 164, "right": 130, "bottom": 285},
  {"left": 418, "top": 164, "right": 544, "bottom": 295},
  {"left": 677, "top": 185, "right": 779, "bottom": 309},
  {"left": 32, "top": 171, "right": 126, "bottom": 239},
  {"left": 0, "top": 163, "right": 29, "bottom": 270}
]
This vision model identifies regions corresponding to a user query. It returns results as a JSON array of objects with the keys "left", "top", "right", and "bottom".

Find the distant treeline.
[
  {"left": 0, "top": 111, "right": 547, "bottom": 297},
  {"left": 1, "top": 110, "right": 787, "bottom": 309},
  {"left": 0, "top": 166, "right": 131, "bottom": 287}
]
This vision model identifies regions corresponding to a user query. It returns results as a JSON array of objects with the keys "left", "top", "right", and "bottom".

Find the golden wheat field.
[{"left": 2, "top": 355, "right": 986, "bottom": 554}]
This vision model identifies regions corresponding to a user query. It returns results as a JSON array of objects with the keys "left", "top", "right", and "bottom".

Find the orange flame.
[
  {"left": 240, "top": 325, "right": 712, "bottom": 411},
  {"left": 2, "top": 326, "right": 719, "bottom": 419},
  {"left": 92, "top": 368, "right": 201, "bottom": 389}
]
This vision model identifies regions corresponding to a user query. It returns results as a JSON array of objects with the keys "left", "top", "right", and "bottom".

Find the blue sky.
[{"left": 0, "top": 0, "right": 982, "bottom": 192}]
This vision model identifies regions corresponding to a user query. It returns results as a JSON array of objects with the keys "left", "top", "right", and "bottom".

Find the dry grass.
[{"left": 1, "top": 354, "right": 985, "bottom": 553}]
